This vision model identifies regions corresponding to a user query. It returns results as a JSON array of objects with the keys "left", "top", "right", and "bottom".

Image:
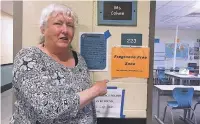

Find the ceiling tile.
[
  {"left": 156, "top": 1, "right": 171, "bottom": 6},
  {"left": 156, "top": 5, "right": 162, "bottom": 10},
  {"left": 156, "top": 0, "right": 200, "bottom": 30},
  {"left": 156, "top": 6, "right": 181, "bottom": 16},
  {"left": 169, "top": 6, "right": 194, "bottom": 16},
  {"left": 172, "top": 17, "right": 199, "bottom": 23},
  {"left": 160, "top": 16, "right": 181, "bottom": 23},
  {"left": 188, "top": 23, "right": 200, "bottom": 29},
  {"left": 166, "top": 1, "right": 194, "bottom": 7}
]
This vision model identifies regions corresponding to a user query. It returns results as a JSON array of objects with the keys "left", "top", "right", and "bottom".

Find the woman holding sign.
[{"left": 10, "top": 3, "right": 108, "bottom": 124}]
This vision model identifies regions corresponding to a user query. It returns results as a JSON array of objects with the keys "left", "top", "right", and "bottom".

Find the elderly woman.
[{"left": 10, "top": 3, "right": 108, "bottom": 124}]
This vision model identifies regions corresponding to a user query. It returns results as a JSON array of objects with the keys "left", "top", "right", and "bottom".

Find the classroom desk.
[
  {"left": 165, "top": 72, "right": 200, "bottom": 85},
  {"left": 154, "top": 85, "right": 200, "bottom": 124}
]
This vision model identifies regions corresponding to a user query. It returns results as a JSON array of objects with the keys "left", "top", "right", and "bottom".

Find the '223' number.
[{"left": 127, "top": 39, "right": 136, "bottom": 43}]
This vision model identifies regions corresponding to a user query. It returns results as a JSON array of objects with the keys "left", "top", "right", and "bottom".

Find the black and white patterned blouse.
[{"left": 10, "top": 47, "right": 97, "bottom": 124}]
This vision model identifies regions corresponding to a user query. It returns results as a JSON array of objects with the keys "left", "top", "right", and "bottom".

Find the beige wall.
[
  {"left": 1, "top": 11, "right": 13, "bottom": 64},
  {"left": 22, "top": 1, "right": 150, "bottom": 118}
]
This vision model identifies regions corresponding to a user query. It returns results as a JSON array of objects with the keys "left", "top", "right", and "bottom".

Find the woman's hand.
[
  {"left": 78, "top": 79, "right": 109, "bottom": 109},
  {"left": 92, "top": 80, "right": 109, "bottom": 97}
]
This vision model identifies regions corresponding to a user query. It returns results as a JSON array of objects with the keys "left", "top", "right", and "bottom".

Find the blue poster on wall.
[
  {"left": 165, "top": 43, "right": 189, "bottom": 59},
  {"left": 80, "top": 33, "right": 108, "bottom": 71}
]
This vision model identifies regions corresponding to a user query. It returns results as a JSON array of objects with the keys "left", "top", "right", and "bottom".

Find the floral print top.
[{"left": 10, "top": 47, "right": 97, "bottom": 124}]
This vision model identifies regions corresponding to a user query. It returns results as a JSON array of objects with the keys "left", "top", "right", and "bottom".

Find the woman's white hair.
[
  {"left": 40, "top": 3, "right": 78, "bottom": 28},
  {"left": 39, "top": 3, "right": 78, "bottom": 43}
]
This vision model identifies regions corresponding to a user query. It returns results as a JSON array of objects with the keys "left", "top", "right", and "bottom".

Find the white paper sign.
[{"left": 95, "top": 87, "right": 125, "bottom": 118}]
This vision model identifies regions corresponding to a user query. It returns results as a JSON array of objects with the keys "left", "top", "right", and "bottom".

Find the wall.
[
  {"left": 1, "top": 11, "right": 13, "bottom": 87},
  {"left": 1, "top": 11, "right": 13, "bottom": 64},
  {"left": 22, "top": 1, "right": 150, "bottom": 118},
  {"left": 155, "top": 29, "right": 200, "bottom": 68},
  {"left": 1, "top": 64, "right": 13, "bottom": 87}
]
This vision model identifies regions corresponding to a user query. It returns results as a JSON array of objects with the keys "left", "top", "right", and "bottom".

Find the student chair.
[
  {"left": 191, "top": 97, "right": 200, "bottom": 120},
  {"left": 174, "top": 67, "right": 180, "bottom": 72},
  {"left": 187, "top": 67, "right": 194, "bottom": 71},
  {"left": 157, "top": 67, "right": 171, "bottom": 85},
  {"left": 162, "top": 87, "right": 197, "bottom": 124}
]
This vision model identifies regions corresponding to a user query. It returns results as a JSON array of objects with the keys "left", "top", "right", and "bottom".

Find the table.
[
  {"left": 165, "top": 72, "right": 200, "bottom": 85},
  {"left": 154, "top": 85, "right": 200, "bottom": 124}
]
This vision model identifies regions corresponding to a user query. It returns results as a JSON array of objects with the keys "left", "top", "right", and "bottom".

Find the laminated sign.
[{"left": 95, "top": 87, "right": 125, "bottom": 118}]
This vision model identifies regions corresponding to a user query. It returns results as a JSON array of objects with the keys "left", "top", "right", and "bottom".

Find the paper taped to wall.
[
  {"left": 79, "top": 32, "right": 108, "bottom": 71},
  {"left": 95, "top": 87, "right": 125, "bottom": 118},
  {"left": 111, "top": 47, "right": 150, "bottom": 78}
]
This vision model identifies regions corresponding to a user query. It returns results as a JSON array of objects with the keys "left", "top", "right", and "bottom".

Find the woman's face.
[{"left": 42, "top": 12, "right": 75, "bottom": 49}]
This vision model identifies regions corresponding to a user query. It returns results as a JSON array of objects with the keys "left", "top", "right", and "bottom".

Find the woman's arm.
[
  {"left": 76, "top": 53, "right": 109, "bottom": 109},
  {"left": 78, "top": 80, "right": 108, "bottom": 109}
]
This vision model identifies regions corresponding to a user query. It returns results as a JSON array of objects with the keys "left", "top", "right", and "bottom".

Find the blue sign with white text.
[{"left": 80, "top": 33, "right": 107, "bottom": 70}]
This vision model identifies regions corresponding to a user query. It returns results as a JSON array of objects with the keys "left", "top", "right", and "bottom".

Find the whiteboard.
[{"left": 154, "top": 42, "right": 165, "bottom": 68}]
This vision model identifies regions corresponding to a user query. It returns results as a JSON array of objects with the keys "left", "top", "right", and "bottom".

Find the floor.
[
  {"left": 152, "top": 87, "right": 200, "bottom": 124},
  {"left": 1, "top": 88, "right": 200, "bottom": 124}
]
